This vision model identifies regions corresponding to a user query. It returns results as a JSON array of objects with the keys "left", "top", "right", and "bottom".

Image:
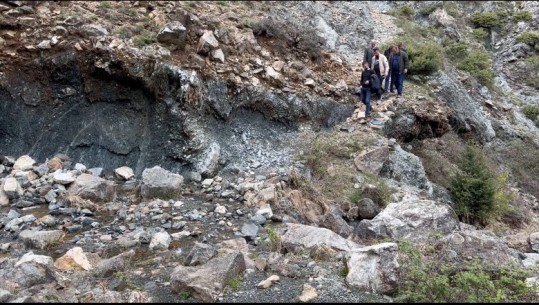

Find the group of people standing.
[{"left": 359, "top": 39, "right": 410, "bottom": 118}]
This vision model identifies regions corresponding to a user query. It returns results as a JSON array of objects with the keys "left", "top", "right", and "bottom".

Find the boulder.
[
  {"left": 94, "top": 250, "right": 135, "bottom": 277},
  {"left": 67, "top": 174, "right": 111, "bottom": 202},
  {"left": 157, "top": 21, "right": 187, "bottom": 49},
  {"left": 354, "top": 145, "right": 390, "bottom": 175},
  {"left": 13, "top": 155, "right": 35, "bottom": 171},
  {"left": 429, "top": 8, "right": 461, "bottom": 41},
  {"left": 345, "top": 242, "right": 399, "bottom": 295},
  {"left": 281, "top": 223, "right": 361, "bottom": 253},
  {"left": 53, "top": 172, "right": 75, "bottom": 185},
  {"left": 211, "top": 48, "right": 225, "bottom": 63},
  {"left": 141, "top": 166, "right": 184, "bottom": 199},
  {"left": 19, "top": 230, "right": 64, "bottom": 249},
  {"left": 529, "top": 231, "right": 539, "bottom": 253},
  {"left": 435, "top": 229, "right": 520, "bottom": 267},
  {"left": 379, "top": 145, "right": 433, "bottom": 195},
  {"left": 185, "top": 242, "right": 218, "bottom": 266},
  {"left": 47, "top": 157, "right": 63, "bottom": 171},
  {"left": 170, "top": 251, "right": 246, "bottom": 302},
  {"left": 355, "top": 197, "right": 459, "bottom": 243},
  {"left": 114, "top": 166, "right": 134, "bottom": 180},
  {"left": 54, "top": 247, "right": 92, "bottom": 271},
  {"left": 197, "top": 30, "right": 219, "bottom": 55},
  {"left": 522, "top": 253, "right": 539, "bottom": 269},
  {"left": 194, "top": 142, "right": 221, "bottom": 178},
  {"left": 319, "top": 205, "right": 353, "bottom": 237},
  {"left": 0, "top": 183, "right": 9, "bottom": 206},
  {"left": 3, "top": 177, "right": 23, "bottom": 199},
  {"left": 357, "top": 198, "right": 381, "bottom": 220},
  {"left": 15, "top": 251, "right": 54, "bottom": 268},
  {"left": 149, "top": 231, "right": 171, "bottom": 250}
]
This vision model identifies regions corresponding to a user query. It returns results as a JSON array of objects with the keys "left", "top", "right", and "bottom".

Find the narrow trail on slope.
[{"left": 367, "top": 6, "right": 404, "bottom": 47}]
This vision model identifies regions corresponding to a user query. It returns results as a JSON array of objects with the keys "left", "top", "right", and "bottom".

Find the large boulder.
[
  {"left": 67, "top": 174, "right": 112, "bottom": 202},
  {"left": 281, "top": 223, "right": 361, "bottom": 253},
  {"left": 3, "top": 177, "right": 23, "bottom": 199},
  {"left": 318, "top": 205, "right": 353, "bottom": 238},
  {"left": 429, "top": 8, "right": 461, "bottom": 41},
  {"left": 196, "top": 30, "right": 219, "bottom": 55},
  {"left": 0, "top": 255, "right": 56, "bottom": 289},
  {"left": 435, "top": 229, "right": 520, "bottom": 267},
  {"left": 354, "top": 145, "right": 390, "bottom": 175},
  {"left": 170, "top": 251, "right": 246, "bottom": 302},
  {"left": 141, "top": 166, "right": 184, "bottom": 199},
  {"left": 355, "top": 197, "right": 459, "bottom": 243},
  {"left": 194, "top": 142, "right": 221, "bottom": 178},
  {"left": 345, "top": 242, "right": 399, "bottom": 295},
  {"left": 157, "top": 21, "right": 187, "bottom": 49},
  {"left": 379, "top": 145, "right": 433, "bottom": 195}
]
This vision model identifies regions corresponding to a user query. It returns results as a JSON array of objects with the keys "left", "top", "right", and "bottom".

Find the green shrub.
[
  {"left": 132, "top": 31, "right": 157, "bottom": 47},
  {"left": 516, "top": 31, "right": 539, "bottom": 46},
  {"left": 522, "top": 105, "right": 539, "bottom": 126},
  {"left": 98, "top": 1, "right": 111, "bottom": 9},
  {"left": 470, "top": 12, "right": 502, "bottom": 28},
  {"left": 178, "top": 290, "right": 191, "bottom": 300},
  {"left": 396, "top": 240, "right": 539, "bottom": 302},
  {"left": 418, "top": 3, "right": 443, "bottom": 16},
  {"left": 444, "top": 41, "right": 468, "bottom": 60},
  {"left": 443, "top": 3, "right": 460, "bottom": 17},
  {"left": 228, "top": 276, "right": 241, "bottom": 291},
  {"left": 450, "top": 143, "right": 510, "bottom": 226},
  {"left": 496, "top": 9, "right": 512, "bottom": 19},
  {"left": 456, "top": 50, "right": 494, "bottom": 87},
  {"left": 391, "top": 5, "right": 415, "bottom": 18},
  {"left": 472, "top": 28, "right": 488, "bottom": 41},
  {"left": 524, "top": 56, "right": 539, "bottom": 89},
  {"left": 406, "top": 41, "right": 443, "bottom": 75},
  {"left": 513, "top": 10, "right": 533, "bottom": 22}
]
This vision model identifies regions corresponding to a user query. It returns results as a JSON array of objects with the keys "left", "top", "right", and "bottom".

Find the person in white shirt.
[{"left": 371, "top": 47, "right": 389, "bottom": 102}]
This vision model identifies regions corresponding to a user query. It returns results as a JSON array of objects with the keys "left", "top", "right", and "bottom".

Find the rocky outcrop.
[
  {"left": 379, "top": 144, "right": 433, "bottom": 195},
  {"left": 355, "top": 197, "right": 459, "bottom": 242}
]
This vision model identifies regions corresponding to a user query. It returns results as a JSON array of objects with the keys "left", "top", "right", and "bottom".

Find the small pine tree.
[{"left": 451, "top": 143, "right": 498, "bottom": 225}]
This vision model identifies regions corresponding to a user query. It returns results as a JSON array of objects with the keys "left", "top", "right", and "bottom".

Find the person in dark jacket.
[
  {"left": 363, "top": 40, "right": 377, "bottom": 68},
  {"left": 388, "top": 45, "right": 409, "bottom": 98},
  {"left": 383, "top": 46, "right": 394, "bottom": 94},
  {"left": 360, "top": 61, "right": 374, "bottom": 118}
]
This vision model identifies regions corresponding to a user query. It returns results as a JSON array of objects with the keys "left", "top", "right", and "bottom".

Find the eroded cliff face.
[{"left": 0, "top": 48, "right": 353, "bottom": 177}]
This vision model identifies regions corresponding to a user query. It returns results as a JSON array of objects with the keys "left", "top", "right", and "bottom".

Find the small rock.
[
  {"left": 149, "top": 231, "right": 171, "bottom": 250},
  {"left": 13, "top": 155, "right": 36, "bottom": 171},
  {"left": 241, "top": 222, "right": 258, "bottom": 240},
  {"left": 298, "top": 284, "right": 318, "bottom": 302},
  {"left": 257, "top": 274, "right": 280, "bottom": 289},
  {"left": 114, "top": 166, "right": 134, "bottom": 180},
  {"left": 211, "top": 48, "right": 225, "bottom": 63},
  {"left": 37, "top": 40, "right": 51, "bottom": 49},
  {"left": 54, "top": 247, "right": 92, "bottom": 271}
]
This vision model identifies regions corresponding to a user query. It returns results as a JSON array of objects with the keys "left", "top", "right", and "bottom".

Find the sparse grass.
[
  {"left": 363, "top": 173, "right": 396, "bottom": 207},
  {"left": 339, "top": 265, "right": 349, "bottom": 277},
  {"left": 113, "top": 271, "right": 140, "bottom": 291},
  {"left": 228, "top": 276, "right": 242, "bottom": 291},
  {"left": 395, "top": 240, "right": 539, "bottom": 302},
  {"left": 391, "top": 5, "right": 415, "bottom": 19},
  {"left": 178, "top": 290, "right": 191, "bottom": 300},
  {"left": 132, "top": 30, "right": 157, "bottom": 47},
  {"left": 264, "top": 225, "right": 282, "bottom": 252},
  {"left": 98, "top": 1, "right": 112, "bottom": 9},
  {"left": 349, "top": 190, "right": 363, "bottom": 203}
]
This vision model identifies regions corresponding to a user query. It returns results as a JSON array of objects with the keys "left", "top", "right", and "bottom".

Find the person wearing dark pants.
[
  {"left": 384, "top": 46, "right": 394, "bottom": 93},
  {"left": 360, "top": 61, "right": 374, "bottom": 118},
  {"left": 388, "top": 45, "right": 409, "bottom": 97}
]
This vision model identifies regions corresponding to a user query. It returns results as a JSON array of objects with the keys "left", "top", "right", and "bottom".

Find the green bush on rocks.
[
  {"left": 456, "top": 50, "right": 494, "bottom": 87},
  {"left": 470, "top": 12, "right": 503, "bottom": 28}
]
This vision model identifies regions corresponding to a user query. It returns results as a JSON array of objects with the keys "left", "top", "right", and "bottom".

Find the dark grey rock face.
[{"left": 0, "top": 51, "right": 352, "bottom": 176}]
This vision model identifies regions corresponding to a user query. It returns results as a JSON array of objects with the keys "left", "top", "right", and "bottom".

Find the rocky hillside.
[{"left": 1, "top": 0, "right": 539, "bottom": 303}]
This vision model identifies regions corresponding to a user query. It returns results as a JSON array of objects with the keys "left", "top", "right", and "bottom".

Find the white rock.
[
  {"left": 15, "top": 251, "right": 54, "bottom": 268},
  {"left": 37, "top": 40, "right": 51, "bottom": 49},
  {"left": 115, "top": 166, "right": 134, "bottom": 180},
  {"left": 13, "top": 155, "right": 36, "bottom": 171},
  {"left": 54, "top": 247, "right": 93, "bottom": 271},
  {"left": 53, "top": 172, "right": 75, "bottom": 185},
  {"left": 215, "top": 205, "right": 227, "bottom": 214},
  {"left": 298, "top": 284, "right": 318, "bottom": 302},
  {"left": 257, "top": 274, "right": 280, "bottom": 289},
  {"left": 211, "top": 48, "right": 225, "bottom": 63},
  {"left": 74, "top": 163, "right": 87, "bottom": 171},
  {"left": 3, "top": 177, "right": 23, "bottom": 199},
  {"left": 201, "top": 179, "right": 214, "bottom": 186},
  {"left": 149, "top": 232, "right": 171, "bottom": 250}
]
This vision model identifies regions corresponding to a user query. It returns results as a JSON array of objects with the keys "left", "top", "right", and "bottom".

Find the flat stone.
[
  {"left": 54, "top": 247, "right": 92, "bottom": 271},
  {"left": 19, "top": 230, "right": 63, "bottom": 249},
  {"left": 257, "top": 274, "right": 280, "bottom": 289},
  {"left": 53, "top": 172, "right": 75, "bottom": 184},
  {"left": 114, "top": 166, "right": 134, "bottom": 180}
]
